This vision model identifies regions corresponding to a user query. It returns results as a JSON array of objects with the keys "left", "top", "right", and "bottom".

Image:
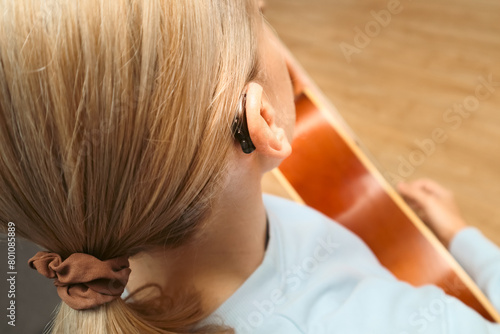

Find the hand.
[{"left": 397, "top": 179, "right": 467, "bottom": 248}]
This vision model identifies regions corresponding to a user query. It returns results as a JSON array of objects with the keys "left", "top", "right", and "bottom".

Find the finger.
[
  {"left": 397, "top": 182, "right": 414, "bottom": 199},
  {"left": 410, "top": 179, "right": 450, "bottom": 197},
  {"left": 397, "top": 181, "right": 423, "bottom": 198},
  {"left": 397, "top": 181, "right": 433, "bottom": 208}
]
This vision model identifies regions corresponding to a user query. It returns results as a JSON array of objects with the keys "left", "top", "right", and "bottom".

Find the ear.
[{"left": 245, "top": 82, "right": 292, "bottom": 161}]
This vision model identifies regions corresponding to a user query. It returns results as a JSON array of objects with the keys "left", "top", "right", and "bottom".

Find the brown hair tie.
[{"left": 28, "top": 251, "right": 131, "bottom": 310}]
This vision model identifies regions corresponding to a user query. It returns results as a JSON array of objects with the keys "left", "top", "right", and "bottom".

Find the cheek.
[
  {"left": 261, "top": 25, "right": 296, "bottom": 139},
  {"left": 284, "top": 99, "right": 296, "bottom": 143},
  {"left": 269, "top": 56, "right": 295, "bottom": 142},
  {"left": 277, "top": 62, "right": 296, "bottom": 141}
]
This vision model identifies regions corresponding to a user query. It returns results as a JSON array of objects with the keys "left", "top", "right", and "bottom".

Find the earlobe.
[{"left": 244, "top": 83, "right": 292, "bottom": 160}]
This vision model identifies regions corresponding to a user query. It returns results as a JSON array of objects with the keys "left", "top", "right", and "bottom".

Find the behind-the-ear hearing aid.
[{"left": 232, "top": 93, "right": 256, "bottom": 154}]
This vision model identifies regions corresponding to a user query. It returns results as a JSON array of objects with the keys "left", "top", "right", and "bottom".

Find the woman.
[{"left": 0, "top": 0, "right": 498, "bottom": 333}]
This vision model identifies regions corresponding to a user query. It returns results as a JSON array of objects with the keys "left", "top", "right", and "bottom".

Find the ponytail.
[{"left": 49, "top": 298, "right": 232, "bottom": 334}]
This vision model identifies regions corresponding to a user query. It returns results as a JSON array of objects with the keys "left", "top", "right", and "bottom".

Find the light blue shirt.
[{"left": 200, "top": 195, "right": 500, "bottom": 333}]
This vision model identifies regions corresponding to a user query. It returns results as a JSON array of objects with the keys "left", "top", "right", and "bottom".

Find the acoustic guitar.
[{"left": 262, "top": 38, "right": 500, "bottom": 323}]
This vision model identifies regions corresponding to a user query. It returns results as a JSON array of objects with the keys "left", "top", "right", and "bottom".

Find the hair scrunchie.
[{"left": 28, "top": 251, "right": 131, "bottom": 310}]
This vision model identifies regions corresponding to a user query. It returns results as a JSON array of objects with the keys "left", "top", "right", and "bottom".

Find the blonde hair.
[{"left": 0, "top": 0, "right": 259, "bottom": 332}]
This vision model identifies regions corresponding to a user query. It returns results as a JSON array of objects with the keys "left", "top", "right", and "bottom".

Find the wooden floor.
[{"left": 263, "top": 0, "right": 500, "bottom": 246}]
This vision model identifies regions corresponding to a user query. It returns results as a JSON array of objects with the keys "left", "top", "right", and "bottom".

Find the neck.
[{"left": 127, "top": 163, "right": 268, "bottom": 313}]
